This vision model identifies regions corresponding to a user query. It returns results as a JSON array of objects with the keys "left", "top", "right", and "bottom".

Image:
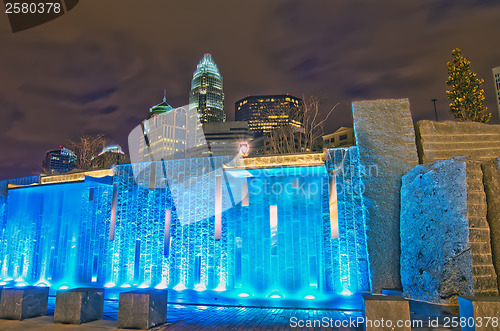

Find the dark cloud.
[{"left": 0, "top": 0, "right": 499, "bottom": 180}]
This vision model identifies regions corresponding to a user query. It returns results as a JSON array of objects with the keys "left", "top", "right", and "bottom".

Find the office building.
[
  {"left": 322, "top": 127, "right": 356, "bottom": 149},
  {"left": 235, "top": 95, "right": 303, "bottom": 136},
  {"left": 190, "top": 54, "right": 225, "bottom": 123},
  {"left": 133, "top": 96, "right": 190, "bottom": 162},
  {"left": 42, "top": 147, "right": 77, "bottom": 174},
  {"left": 201, "top": 121, "right": 254, "bottom": 157}
]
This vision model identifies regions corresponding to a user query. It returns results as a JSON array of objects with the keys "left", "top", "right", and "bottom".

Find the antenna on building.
[{"left": 163, "top": 89, "right": 167, "bottom": 102}]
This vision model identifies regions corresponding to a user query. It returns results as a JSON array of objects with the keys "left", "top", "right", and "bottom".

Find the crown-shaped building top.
[{"left": 192, "top": 53, "right": 222, "bottom": 81}]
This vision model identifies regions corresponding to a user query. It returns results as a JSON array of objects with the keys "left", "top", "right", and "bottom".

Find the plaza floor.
[{"left": 0, "top": 294, "right": 460, "bottom": 330}]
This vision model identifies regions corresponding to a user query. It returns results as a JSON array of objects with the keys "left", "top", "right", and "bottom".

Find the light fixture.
[{"left": 239, "top": 142, "right": 249, "bottom": 157}]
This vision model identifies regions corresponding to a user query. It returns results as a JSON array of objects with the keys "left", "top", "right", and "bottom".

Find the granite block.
[
  {"left": 54, "top": 287, "right": 104, "bottom": 324},
  {"left": 362, "top": 295, "right": 411, "bottom": 331},
  {"left": 117, "top": 289, "right": 167, "bottom": 329},
  {"left": 0, "top": 286, "right": 49, "bottom": 320}
]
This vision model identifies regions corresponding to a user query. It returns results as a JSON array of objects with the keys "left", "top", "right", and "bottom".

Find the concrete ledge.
[
  {"left": 458, "top": 296, "right": 500, "bottom": 331},
  {"left": 117, "top": 289, "right": 167, "bottom": 329},
  {"left": 362, "top": 295, "right": 410, "bottom": 331},
  {"left": 0, "top": 286, "right": 49, "bottom": 320},
  {"left": 54, "top": 287, "right": 104, "bottom": 324}
]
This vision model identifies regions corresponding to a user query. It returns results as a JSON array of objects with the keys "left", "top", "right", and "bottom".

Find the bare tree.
[
  {"left": 67, "top": 134, "right": 107, "bottom": 170},
  {"left": 265, "top": 96, "right": 342, "bottom": 155}
]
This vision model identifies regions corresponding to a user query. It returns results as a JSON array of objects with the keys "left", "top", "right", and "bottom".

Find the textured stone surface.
[
  {"left": 466, "top": 161, "right": 498, "bottom": 297},
  {"left": 401, "top": 157, "right": 474, "bottom": 305},
  {"left": 415, "top": 120, "right": 500, "bottom": 164},
  {"left": 54, "top": 288, "right": 104, "bottom": 324},
  {"left": 352, "top": 98, "right": 419, "bottom": 293},
  {"left": 0, "top": 286, "right": 49, "bottom": 320},
  {"left": 117, "top": 289, "right": 167, "bottom": 329},
  {"left": 362, "top": 295, "right": 410, "bottom": 331},
  {"left": 482, "top": 157, "right": 500, "bottom": 293},
  {"left": 458, "top": 296, "right": 500, "bottom": 331}
]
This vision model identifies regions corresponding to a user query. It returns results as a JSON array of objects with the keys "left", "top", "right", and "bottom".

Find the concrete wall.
[{"left": 352, "top": 99, "right": 419, "bottom": 293}]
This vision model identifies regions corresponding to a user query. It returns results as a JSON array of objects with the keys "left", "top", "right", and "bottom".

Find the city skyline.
[{"left": 1, "top": 1, "right": 500, "bottom": 180}]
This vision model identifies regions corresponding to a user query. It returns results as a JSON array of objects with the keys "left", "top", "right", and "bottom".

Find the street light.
[{"left": 431, "top": 99, "right": 438, "bottom": 121}]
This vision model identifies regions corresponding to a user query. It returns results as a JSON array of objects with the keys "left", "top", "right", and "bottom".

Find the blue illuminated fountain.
[{"left": 0, "top": 148, "right": 369, "bottom": 301}]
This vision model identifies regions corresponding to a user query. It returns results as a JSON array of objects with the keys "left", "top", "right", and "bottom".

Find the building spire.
[{"left": 163, "top": 89, "right": 166, "bottom": 102}]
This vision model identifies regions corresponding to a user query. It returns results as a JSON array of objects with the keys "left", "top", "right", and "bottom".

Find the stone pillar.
[
  {"left": 401, "top": 157, "right": 473, "bottom": 304},
  {"left": 482, "top": 157, "right": 500, "bottom": 293},
  {"left": 401, "top": 157, "right": 498, "bottom": 304},
  {"left": 352, "top": 99, "right": 418, "bottom": 293}
]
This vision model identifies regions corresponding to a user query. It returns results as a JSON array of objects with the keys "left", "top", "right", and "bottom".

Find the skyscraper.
[
  {"left": 493, "top": 66, "right": 500, "bottom": 119},
  {"left": 190, "top": 54, "right": 225, "bottom": 123},
  {"left": 235, "top": 94, "right": 303, "bottom": 136}
]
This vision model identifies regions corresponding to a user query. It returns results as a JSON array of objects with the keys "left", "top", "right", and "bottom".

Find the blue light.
[
  {"left": 0, "top": 149, "right": 369, "bottom": 301},
  {"left": 194, "top": 284, "right": 206, "bottom": 292},
  {"left": 15, "top": 282, "right": 28, "bottom": 287},
  {"left": 173, "top": 283, "right": 186, "bottom": 291},
  {"left": 154, "top": 282, "right": 168, "bottom": 289},
  {"left": 59, "top": 285, "right": 69, "bottom": 290}
]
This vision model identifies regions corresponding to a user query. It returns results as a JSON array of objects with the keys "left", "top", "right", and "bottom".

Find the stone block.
[
  {"left": 401, "top": 157, "right": 474, "bottom": 304},
  {"left": 482, "top": 157, "right": 500, "bottom": 293},
  {"left": 53, "top": 287, "right": 104, "bottom": 324},
  {"left": 117, "top": 289, "right": 167, "bottom": 329},
  {"left": 352, "top": 98, "right": 419, "bottom": 293},
  {"left": 0, "top": 286, "right": 49, "bottom": 320},
  {"left": 362, "top": 295, "right": 410, "bottom": 331},
  {"left": 458, "top": 296, "right": 500, "bottom": 331},
  {"left": 414, "top": 120, "right": 500, "bottom": 164}
]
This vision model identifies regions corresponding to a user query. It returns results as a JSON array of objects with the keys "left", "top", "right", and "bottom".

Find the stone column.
[
  {"left": 482, "top": 157, "right": 500, "bottom": 293},
  {"left": 352, "top": 99, "right": 418, "bottom": 293}
]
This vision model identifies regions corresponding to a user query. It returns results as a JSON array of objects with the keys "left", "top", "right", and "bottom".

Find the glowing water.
[{"left": 0, "top": 148, "right": 369, "bottom": 296}]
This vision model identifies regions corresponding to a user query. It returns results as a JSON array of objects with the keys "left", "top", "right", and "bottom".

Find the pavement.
[{"left": 0, "top": 292, "right": 461, "bottom": 330}]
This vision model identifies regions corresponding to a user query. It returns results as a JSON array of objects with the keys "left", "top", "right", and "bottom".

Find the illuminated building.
[
  {"left": 493, "top": 66, "right": 500, "bottom": 118},
  {"left": 90, "top": 144, "right": 130, "bottom": 170},
  {"left": 42, "top": 147, "right": 77, "bottom": 174},
  {"left": 200, "top": 121, "right": 254, "bottom": 157},
  {"left": 133, "top": 95, "right": 190, "bottom": 162},
  {"left": 322, "top": 127, "right": 356, "bottom": 149},
  {"left": 235, "top": 95, "right": 303, "bottom": 136},
  {"left": 190, "top": 54, "right": 225, "bottom": 123}
]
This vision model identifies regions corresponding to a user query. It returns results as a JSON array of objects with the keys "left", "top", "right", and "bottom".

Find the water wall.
[{"left": 0, "top": 148, "right": 369, "bottom": 296}]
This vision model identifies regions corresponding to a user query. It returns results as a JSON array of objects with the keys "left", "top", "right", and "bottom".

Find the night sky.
[{"left": 1, "top": 0, "right": 500, "bottom": 180}]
